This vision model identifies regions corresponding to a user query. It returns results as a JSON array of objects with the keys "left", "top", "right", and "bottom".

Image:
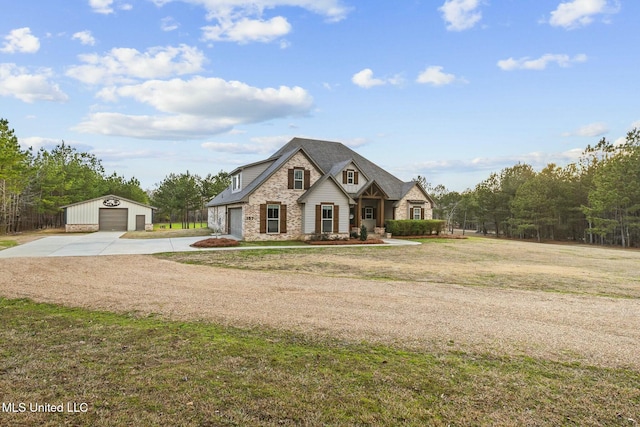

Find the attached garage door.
[
  {"left": 228, "top": 208, "right": 242, "bottom": 238},
  {"left": 99, "top": 208, "right": 128, "bottom": 231}
]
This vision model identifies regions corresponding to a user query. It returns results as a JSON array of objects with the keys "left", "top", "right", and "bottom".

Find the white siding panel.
[
  {"left": 66, "top": 197, "right": 153, "bottom": 231},
  {"left": 302, "top": 180, "right": 350, "bottom": 234},
  {"left": 335, "top": 162, "right": 367, "bottom": 194}
]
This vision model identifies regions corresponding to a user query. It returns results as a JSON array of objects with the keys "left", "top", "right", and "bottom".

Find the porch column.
[
  {"left": 378, "top": 198, "right": 384, "bottom": 228},
  {"left": 356, "top": 197, "right": 361, "bottom": 229}
]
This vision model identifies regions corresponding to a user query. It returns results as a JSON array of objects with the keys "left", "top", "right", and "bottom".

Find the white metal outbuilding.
[{"left": 62, "top": 195, "right": 156, "bottom": 232}]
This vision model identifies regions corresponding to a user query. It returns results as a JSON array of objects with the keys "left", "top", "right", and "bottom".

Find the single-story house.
[
  {"left": 62, "top": 195, "right": 156, "bottom": 232},
  {"left": 207, "top": 137, "right": 434, "bottom": 241}
]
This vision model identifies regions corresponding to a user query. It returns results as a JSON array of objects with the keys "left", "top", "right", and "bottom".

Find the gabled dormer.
[
  {"left": 332, "top": 159, "right": 368, "bottom": 194},
  {"left": 230, "top": 159, "right": 275, "bottom": 193}
]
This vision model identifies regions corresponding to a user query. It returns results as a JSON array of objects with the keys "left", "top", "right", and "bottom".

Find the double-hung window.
[
  {"left": 293, "top": 169, "right": 304, "bottom": 190},
  {"left": 347, "top": 170, "right": 355, "bottom": 185},
  {"left": 413, "top": 206, "right": 422, "bottom": 220},
  {"left": 267, "top": 204, "right": 280, "bottom": 233},
  {"left": 321, "top": 205, "right": 333, "bottom": 233},
  {"left": 232, "top": 174, "right": 241, "bottom": 192}
]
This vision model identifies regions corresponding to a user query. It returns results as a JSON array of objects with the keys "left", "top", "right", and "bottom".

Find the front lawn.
[{"left": 1, "top": 298, "right": 638, "bottom": 426}]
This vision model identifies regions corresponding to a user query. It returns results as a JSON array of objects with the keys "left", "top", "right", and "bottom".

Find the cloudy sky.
[{"left": 1, "top": 0, "right": 638, "bottom": 191}]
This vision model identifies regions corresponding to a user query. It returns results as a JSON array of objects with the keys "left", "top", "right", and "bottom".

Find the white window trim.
[
  {"left": 347, "top": 170, "right": 355, "bottom": 185},
  {"left": 321, "top": 204, "right": 333, "bottom": 233},
  {"left": 364, "top": 206, "right": 374, "bottom": 220},
  {"left": 232, "top": 173, "right": 241, "bottom": 193},
  {"left": 413, "top": 206, "right": 422, "bottom": 220},
  {"left": 267, "top": 204, "right": 280, "bottom": 234},
  {"left": 293, "top": 169, "right": 304, "bottom": 190}
]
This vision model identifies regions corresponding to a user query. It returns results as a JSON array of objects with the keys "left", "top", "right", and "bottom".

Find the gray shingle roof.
[{"left": 208, "top": 137, "right": 431, "bottom": 207}]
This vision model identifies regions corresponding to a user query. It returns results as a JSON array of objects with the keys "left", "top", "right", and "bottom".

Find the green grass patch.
[
  {"left": 1, "top": 298, "right": 638, "bottom": 426},
  {"left": 122, "top": 228, "right": 212, "bottom": 239},
  {"left": 153, "top": 222, "right": 208, "bottom": 230},
  {"left": 0, "top": 239, "right": 18, "bottom": 249}
]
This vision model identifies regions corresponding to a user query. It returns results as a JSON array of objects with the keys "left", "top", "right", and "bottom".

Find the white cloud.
[
  {"left": 352, "top": 68, "right": 384, "bottom": 89},
  {"left": 157, "top": 0, "right": 350, "bottom": 22},
  {"left": 439, "top": 0, "right": 483, "bottom": 31},
  {"left": 548, "top": 0, "right": 620, "bottom": 29},
  {"left": 351, "top": 69, "right": 403, "bottom": 89},
  {"left": 416, "top": 66, "right": 465, "bottom": 86},
  {"left": 154, "top": 0, "right": 349, "bottom": 44},
  {"left": 0, "top": 28, "right": 40, "bottom": 54},
  {"left": 89, "top": 0, "right": 132, "bottom": 14},
  {"left": 89, "top": 0, "right": 114, "bottom": 14},
  {"left": 0, "top": 63, "right": 68, "bottom": 103},
  {"left": 72, "top": 31, "right": 96, "bottom": 46},
  {"left": 497, "top": 53, "right": 587, "bottom": 71},
  {"left": 407, "top": 149, "right": 585, "bottom": 178},
  {"left": 562, "top": 122, "right": 609, "bottom": 137},
  {"left": 66, "top": 44, "right": 206, "bottom": 85},
  {"left": 74, "top": 77, "right": 314, "bottom": 139},
  {"left": 201, "top": 138, "right": 285, "bottom": 154},
  {"left": 161, "top": 17, "right": 180, "bottom": 31},
  {"left": 202, "top": 16, "right": 291, "bottom": 43}
]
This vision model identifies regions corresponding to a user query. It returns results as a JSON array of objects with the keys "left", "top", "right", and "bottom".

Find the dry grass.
[{"left": 162, "top": 237, "right": 640, "bottom": 299}]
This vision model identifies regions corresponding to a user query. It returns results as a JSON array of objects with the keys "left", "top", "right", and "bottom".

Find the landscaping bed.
[{"left": 190, "top": 237, "right": 240, "bottom": 248}]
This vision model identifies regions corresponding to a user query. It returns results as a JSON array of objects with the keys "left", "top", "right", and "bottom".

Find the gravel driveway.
[{"left": 1, "top": 255, "right": 637, "bottom": 370}]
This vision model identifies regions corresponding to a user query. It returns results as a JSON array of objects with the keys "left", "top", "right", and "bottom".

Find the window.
[
  {"left": 293, "top": 169, "right": 304, "bottom": 190},
  {"left": 232, "top": 174, "right": 241, "bottom": 192},
  {"left": 322, "top": 205, "right": 333, "bottom": 233},
  {"left": 347, "top": 170, "right": 355, "bottom": 185},
  {"left": 413, "top": 207, "right": 422, "bottom": 220},
  {"left": 364, "top": 207, "right": 374, "bottom": 220},
  {"left": 267, "top": 204, "right": 280, "bottom": 233}
]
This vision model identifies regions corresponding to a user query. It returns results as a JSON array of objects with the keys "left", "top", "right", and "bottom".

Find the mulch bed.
[
  {"left": 306, "top": 239, "right": 385, "bottom": 245},
  {"left": 191, "top": 238, "right": 240, "bottom": 248},
  {"left": 393, "top": 234, "right": 468, "bottom": 240}
]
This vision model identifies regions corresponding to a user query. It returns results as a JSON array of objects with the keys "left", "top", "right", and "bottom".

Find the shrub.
[
  {"left": 385, "top": 220, "right": 445, "bottom": 236},
  {"left": 359, "top": 224, "right": 368, "bottom": 241}
]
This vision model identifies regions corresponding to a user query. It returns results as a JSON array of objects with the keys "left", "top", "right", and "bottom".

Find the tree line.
[
  {"left": 0, "top": 119, "right": 149, "bottom": 233},
  {"left": 421, "top": 129, "right": 640, "bottom": 248},
  {"left": 0, "top": 118, "right": 230, "bottom": 234}
]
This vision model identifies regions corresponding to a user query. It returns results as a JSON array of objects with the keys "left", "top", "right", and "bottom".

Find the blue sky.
[{"left": 1, "top": 0, "right": 638, "bottom": 191}]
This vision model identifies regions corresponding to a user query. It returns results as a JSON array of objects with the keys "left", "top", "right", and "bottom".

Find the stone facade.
[
  {"left": 65, "top": 224, "right": 99, "bottom": 232},
  {"left": 244, "top": 151, "right": 323, "bottom": 241},
  {"left": 395, "top": 185, "right": 433, "bottom": 220}
]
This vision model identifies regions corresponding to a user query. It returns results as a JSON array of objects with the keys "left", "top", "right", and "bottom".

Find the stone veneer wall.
[
  {"left": 395, "top": 185, "right": 433, "bottom": 220},
  {"left": 66, "top": 224, "right": 99, "bottom": 232},
  {"left": 244, "top": 151, "right": 323, "bottom": 241}
]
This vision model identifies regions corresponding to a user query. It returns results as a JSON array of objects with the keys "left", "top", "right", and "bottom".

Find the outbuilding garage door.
[
  {"left": 99, "top": 208, "right": 128, "bottom": 231},
  {"left": 228, "top": 208, "right": 242, "bottom": 238}
]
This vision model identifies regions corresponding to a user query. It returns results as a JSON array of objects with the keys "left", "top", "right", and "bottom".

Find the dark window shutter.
[
  {"left": 280, "top": 204, "right": 287, "bottom": 233},
  {"left": 372, "top": 208, "right": 376, "bottom": 219},
  {"left": 333, "top": 205, "right": 339, "bottom": 233},
  {"left": 260, "top": 204, "right": 267, "bottom": 233},
  {"left": 342, "top": 170, "right": 347, "bottom": 184},
  {"left": 421, "top": 208, "right": 425, "bottom": 220},
  {"left": 287, "top": 169, "right": 294, "bottom": 189},
  {"left": 315, "top": 205, "right": 321, "bottom": 233},
  {"left": 304, "top": 170, "right": 311, "bottom": 189},
  {"left": 354, "top": 172, "right": 359, "bottom": 185},
  {"left": 361, "top": 208, "right": 365, "bottom": 219}
]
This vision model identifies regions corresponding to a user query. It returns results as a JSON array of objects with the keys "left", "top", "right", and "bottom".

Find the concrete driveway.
[
  {"left": 0, "top": 232, "right": 419, "bottom": 259},
  {"left": 0, "top": 232, "right": 230, "bottom": 258}
]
